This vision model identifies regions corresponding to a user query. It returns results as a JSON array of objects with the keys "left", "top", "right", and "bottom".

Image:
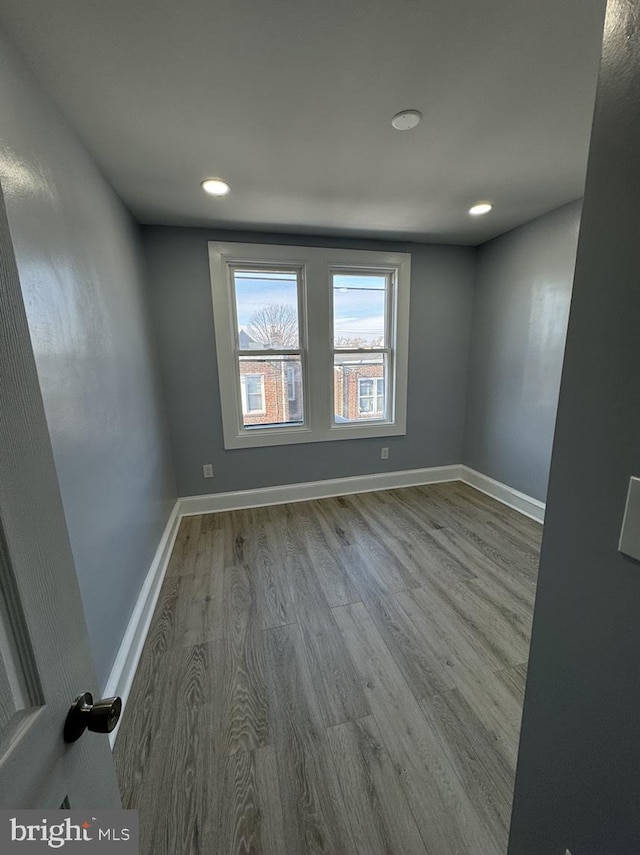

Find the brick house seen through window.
[
  {"left": 333, "top": 360, "right": 386, "bottom": 422},
  {"left": 239, "top": 338, "right": 385, "bottom": 427},
  {"left": 239, "top": 357, "right": 303, "bottom": 426}
]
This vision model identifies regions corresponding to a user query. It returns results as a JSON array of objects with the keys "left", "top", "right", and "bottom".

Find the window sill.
[{"left": 223, "top": 420, "right": 406, "bottom": 449}]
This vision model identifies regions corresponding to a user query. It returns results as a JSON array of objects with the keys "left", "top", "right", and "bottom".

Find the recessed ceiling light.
[
  {"left": 201, "top": 178, "right": 230, "bottom": 196},
  {"left": 468, "top": 202, "right": 493, "bottom": 216},
  {"left": 391, "top": 109, "right": 422, "bottom": 131}
]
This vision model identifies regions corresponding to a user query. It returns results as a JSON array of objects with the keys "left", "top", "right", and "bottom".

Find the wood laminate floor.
[{"left": 114, "top": 481, "right": 541, "bottom": 855}]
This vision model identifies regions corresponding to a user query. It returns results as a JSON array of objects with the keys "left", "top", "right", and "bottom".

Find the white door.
[{"left": 0, "top": 182, "right": 121, "bottom": 808}]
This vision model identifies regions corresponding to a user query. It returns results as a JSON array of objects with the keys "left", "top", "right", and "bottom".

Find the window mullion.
[{"left": 305, "top": 257, "right": 332, "bottom": 433}]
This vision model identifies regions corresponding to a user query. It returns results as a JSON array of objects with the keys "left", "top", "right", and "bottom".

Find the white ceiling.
[{"left": 0, "top": 0, "right": 606, "bottom": 244}]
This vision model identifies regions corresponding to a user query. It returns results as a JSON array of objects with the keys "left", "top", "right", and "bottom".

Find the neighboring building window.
[
  {"left": 241, "top": 374, "right": 265, "bottom": 415},
  {"left": 358, "top": 377, "right": 385, "bottom": 416},
  {"left": 285, "top": 366, "right": 296, "bottom": 401},
  {"left": 209, "top": 242, "right": 411, "bottom": 448}
]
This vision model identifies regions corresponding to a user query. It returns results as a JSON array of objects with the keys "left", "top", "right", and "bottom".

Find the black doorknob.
[{"left": 63, "top": 692, "right": 122, "bottom": 743}]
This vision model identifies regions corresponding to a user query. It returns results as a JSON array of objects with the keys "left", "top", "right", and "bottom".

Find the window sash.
[
  {"left": 237, "top": 355, "right": 305, "bottom": 429},
  {"left": 237, "top": 349, "right": 302, "bottom": 358},
  {"left": 229, "top": 262, "right": 308, "bottom": 433},
  {"left": 331, "top": 268, "right": 393, "bottom": 351},
  {"left": 230, "top": 263, "right": 303, "bottom": 352},
  {"left": 331, "top": 268, "right": 394, "bottom": 426},
  {"left": 334, "top": 347, "right": 392, "bottom": 424}
]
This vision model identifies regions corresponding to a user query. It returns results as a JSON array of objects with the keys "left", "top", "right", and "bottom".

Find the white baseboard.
[
  {"left": 104, "top": 500, "right": 181, "bottom": 747},
  {"left": 177, "top": 464, "right": 463, "bottom": 516},
  {"left": 459, "top": 466, "right": 545, "bottom": 523}
]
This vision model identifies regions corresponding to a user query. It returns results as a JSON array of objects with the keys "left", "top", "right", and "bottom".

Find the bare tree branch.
[
  {"left": 334, "top": 335, "right": 384, "bottom": 348},
  {"left": 246, "top": 304, "right": 298, "bottom": 348}
]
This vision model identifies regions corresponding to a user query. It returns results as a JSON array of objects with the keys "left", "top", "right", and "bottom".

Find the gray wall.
[
  {"left": 464, "top": 201, "right": 581, "bottom": 502},
  {"left": 0, "top": 28, "right": 176, "bottom": 688},
  {"left": 143, "top": 226, "right": 476, "bottom": 496},
  {"left": 508, "top": 1, "right": 640, "bottom": 852}
]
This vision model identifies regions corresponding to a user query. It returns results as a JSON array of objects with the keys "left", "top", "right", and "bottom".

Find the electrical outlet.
[
  {"left": 381, "top": 447, "right": 389, "bottom": 460},
  {"left": 202, "top": 463, "right": 213, "bottom": 478}
]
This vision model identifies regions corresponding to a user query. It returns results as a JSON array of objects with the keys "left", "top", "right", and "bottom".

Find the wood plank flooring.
[{"left": 114, "top": 482, "right": 541, "bottom": 855}]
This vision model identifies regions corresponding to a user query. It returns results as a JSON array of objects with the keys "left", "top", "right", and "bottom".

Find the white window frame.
[
  {"left": 209, "top": 242, "right": 411, "bottom": 449},
  {"left": 357, "top": 376, "right": 385, "bottom": 416},
  {"left": 241, "top": 373, "right": 266, "bottom": 415}
]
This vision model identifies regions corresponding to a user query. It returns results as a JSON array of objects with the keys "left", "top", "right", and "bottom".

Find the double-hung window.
[
  {"left": 332, "top": 270, "right": 393, "bottom": 424},
  {"left": 209, "top": 242, "right": 410, "bottom": 448}
]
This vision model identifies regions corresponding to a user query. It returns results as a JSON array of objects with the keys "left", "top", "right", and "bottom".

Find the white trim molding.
[
  {"left": 178, "top": 465, "right": 462, "bottom": 516},
  {"left": 459, "top": 466, "right": 545, "bottom": 523},
  {"left": 104, "top": 500, "right": 181, "bottom": 746}
]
